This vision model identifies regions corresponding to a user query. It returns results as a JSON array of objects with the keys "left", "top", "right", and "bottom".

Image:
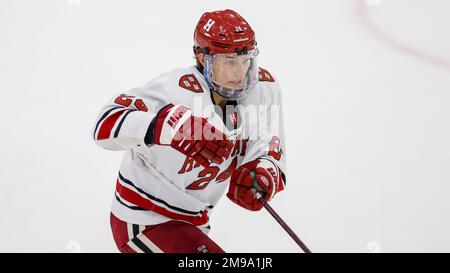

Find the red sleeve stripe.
[
  {"left": 115, "top": 179, "right": 209, "bottom": 226},
  {"left": 93, "top": 106, "right": 122, "bottom": 139},
  {"left": 97, "top": 109, "right": 129, "bottom": 140},
  {"left": 113, "top": 109, "right": 136, "bottom": 138}
]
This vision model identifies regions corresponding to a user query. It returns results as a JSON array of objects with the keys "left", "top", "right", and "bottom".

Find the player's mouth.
[{"left": 226, "top": 80, "right": 244, "bottom": 89}]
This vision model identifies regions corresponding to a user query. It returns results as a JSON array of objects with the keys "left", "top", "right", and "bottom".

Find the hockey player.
[{"left": 92, "top": 9, "right": 287, "bottom": 253}]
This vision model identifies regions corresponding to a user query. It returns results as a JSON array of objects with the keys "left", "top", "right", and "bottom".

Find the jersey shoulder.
[
  {"left": 127, "top": 66, "right": 208, "bottom": 105},
  {"left": 258, "top": 67, "right": 276, "bottom": 82},
  {"left": 145, "top": 66, "right": 207, "bottom": 94},
  {"left": 242, "top": 67, "right": 282, "bottom": 105}
]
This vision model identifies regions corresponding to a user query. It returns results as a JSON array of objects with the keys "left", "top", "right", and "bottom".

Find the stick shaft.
[{"left": 258, "top": 196, "right": 312, "bottom": 253}]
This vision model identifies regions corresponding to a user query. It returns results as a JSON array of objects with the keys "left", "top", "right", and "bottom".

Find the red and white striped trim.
[
  {"left": 96, "top": 108, "right": 129, "bottom": 140},
  {"left": 115, "top": 177, "right": 210, "bottom": 226}
]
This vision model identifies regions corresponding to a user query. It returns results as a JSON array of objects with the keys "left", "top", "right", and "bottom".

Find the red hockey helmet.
[
  {"left": 194, "top": 10, "right": 259, "bottom": 100},
  {"left": 194, "top": 9, "right": 256, "bottom": 55}
]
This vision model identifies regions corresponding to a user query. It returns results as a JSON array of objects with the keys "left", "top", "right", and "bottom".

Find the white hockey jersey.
[{"left": 92, "top": 66, "right": 287, "bottom": 232}]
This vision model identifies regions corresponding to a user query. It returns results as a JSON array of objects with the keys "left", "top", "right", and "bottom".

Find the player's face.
[
  {"left": 198, "top": 49, "right": 259, "bottom": 100},
  {"left": 211, "top": 55, "right": 251, "bottom": 90}
]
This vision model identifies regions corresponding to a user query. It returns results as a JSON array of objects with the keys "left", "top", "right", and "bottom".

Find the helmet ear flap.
[
  {"left": 203, "top": 56, "right": 213, "bottom": 85},
  {"left": 194, "top": 47, "right": 212, "bottom": 74}
]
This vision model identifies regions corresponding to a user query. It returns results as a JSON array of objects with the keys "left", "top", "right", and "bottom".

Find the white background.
[{"left": 1, "top": 0, "right": 449, "bottom": 253}]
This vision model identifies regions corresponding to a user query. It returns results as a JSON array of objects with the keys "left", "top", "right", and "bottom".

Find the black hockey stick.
[{"left": 253, "top": 180, "right": 312, "bottom": 253}]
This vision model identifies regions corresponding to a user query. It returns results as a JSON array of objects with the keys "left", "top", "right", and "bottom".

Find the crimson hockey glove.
[
  {"left": 149, "top": 104, "right": 234, "bottom": 167},
  {"left": 227, "top": 158, "right": 281, "bottom": 211}
]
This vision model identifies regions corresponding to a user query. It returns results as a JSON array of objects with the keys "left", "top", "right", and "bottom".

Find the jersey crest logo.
[
  {"left": 258, "top": 67, "right": 275, "bottom": 82},
  {"left": 179, "top": 74, "right": 204, "bottom": 93}
]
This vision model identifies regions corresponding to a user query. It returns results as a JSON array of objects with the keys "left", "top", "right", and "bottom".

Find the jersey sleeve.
[
  {"left": 92, "top": 79, "right": 169, "bottom": 151},
  {"left": 240, "top": 77, "right": 287, "bottom": 194}
]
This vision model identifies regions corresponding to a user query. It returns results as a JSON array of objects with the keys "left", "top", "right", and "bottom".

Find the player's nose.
[{"left": 231, "top": 67, "right": 246, "bottom": 81}]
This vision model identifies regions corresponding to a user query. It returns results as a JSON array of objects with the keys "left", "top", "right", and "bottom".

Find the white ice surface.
[{"left": 0, "top": 0, "right": 449, "bottom": 252}]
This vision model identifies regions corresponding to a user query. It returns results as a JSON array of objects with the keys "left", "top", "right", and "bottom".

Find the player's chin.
[{"left": 224, "top": 81, "right": 245, "bottom": 90}]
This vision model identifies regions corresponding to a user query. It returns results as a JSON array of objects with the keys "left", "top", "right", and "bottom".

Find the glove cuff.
[{"left": 153, "top": 104, "right": 191, "bottom": 145}]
